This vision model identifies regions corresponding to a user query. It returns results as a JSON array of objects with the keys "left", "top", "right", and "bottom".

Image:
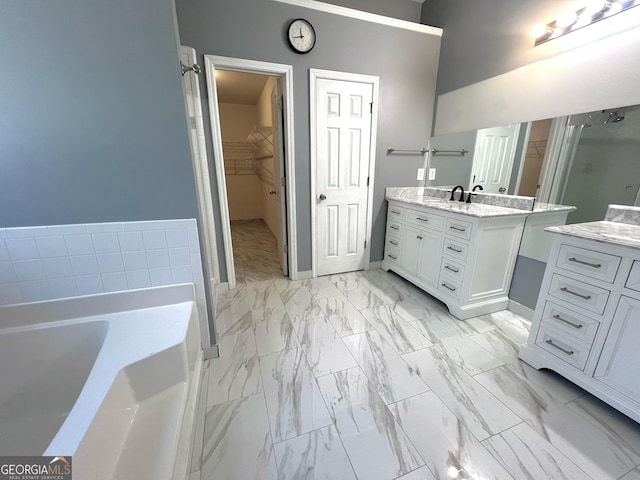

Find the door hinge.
[
  {"left": 283, "top": 244, "right": 288, "bottom": 253},
  {"left": 366, "top": 177, "right": 370, "bottom": 187},
  {"left": 365, "top": 240, "right": 367, "bottom": 248},
  {"left": 278, "top": 97, "right": 283, "bottom": 110},
  {"left": 281, "top": 176, "right": 286, "bottom": 187},
  {"left": 369, "top": 102, "right": 373, "bottom": 114},
  {"left": 189, "top": 116, "right": 197, "bottom": 130}
]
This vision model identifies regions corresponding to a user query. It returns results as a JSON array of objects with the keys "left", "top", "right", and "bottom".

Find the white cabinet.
[
  {"left": 417, "top": 229, "right": 443, "bottom": 286},
  {"left": 400, "top": 218, "right": 444, "bottom": 287},
  {"left": 400, "top": 225, "right": 421, "bottom": 275},
  {"left": 594, "top": 296, "right": 640, "bottom": 402},
  {"left": 520, "top": 235, "right": 640, "bottom": 424},
  {"left": 382, "top": 201, "right": 526, "bottom": 319}
]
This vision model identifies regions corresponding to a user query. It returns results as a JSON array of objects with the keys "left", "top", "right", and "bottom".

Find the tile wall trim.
[{"left": 0, "top": 219, "right": 210, "bottom": 347}]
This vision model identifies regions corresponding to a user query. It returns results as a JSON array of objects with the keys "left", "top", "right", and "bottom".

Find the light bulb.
[
  {"left": 448, "top": 466, "right": 460, "bottom": 478},
  {"left": 584, "top": 0, "right": 611, "bottom": 15},
  {"left": 531, "top": 23, "right": 551, "bottom": 38},
  {"left": 556, "top": 10, "right": 579, "bottom": 27}
]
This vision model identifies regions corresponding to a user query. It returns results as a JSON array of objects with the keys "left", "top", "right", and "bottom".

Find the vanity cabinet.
[
  {"left": 382, "top": 200, "right": 526, "bottom": 319},
  {"left": 519, "top": 235, "right": 640, "bottom": 423}
]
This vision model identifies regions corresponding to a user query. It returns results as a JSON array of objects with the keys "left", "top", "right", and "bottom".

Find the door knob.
[
  {"left": 499, "top": 187, "right": 506, "bottom": 193},
  {"left": 269, "top": 190, "right": 276, "bottom": 195},
  {"left": 319, "top": 193, "right": 327, "bottom": 201}
]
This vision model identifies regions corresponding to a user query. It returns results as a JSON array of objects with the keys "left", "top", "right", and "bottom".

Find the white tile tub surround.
[{"left": 0, "top": 219, "right": 210, "bottom": 348}]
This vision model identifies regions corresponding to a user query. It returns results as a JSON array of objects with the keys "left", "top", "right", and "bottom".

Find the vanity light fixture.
[{"left": 532, "top": 0, "right": 639, "bottom": 46}]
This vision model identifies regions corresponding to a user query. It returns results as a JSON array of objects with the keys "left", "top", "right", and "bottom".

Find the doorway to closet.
[{"left": 215, "top": 70, "right": 287, "bottom": 284}]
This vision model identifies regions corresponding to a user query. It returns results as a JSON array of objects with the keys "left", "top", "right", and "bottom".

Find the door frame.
[
  {"left": 309, "top": 68, "right": 380, "bottom": 278},
  {"left": 204, "top": 55, "right": 298, "bottom": 289}
]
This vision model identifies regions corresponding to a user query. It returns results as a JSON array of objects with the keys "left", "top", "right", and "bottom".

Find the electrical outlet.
[
  {"left": 428, "top": 168, "right": 436, "bottom": 180},
  {"left": 417, "top": 168, "right": 425, "bottom": 181}
]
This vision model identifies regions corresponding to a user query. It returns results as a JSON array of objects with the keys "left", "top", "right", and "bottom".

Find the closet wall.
[
  {"left": 220, "top": 104, "right": 262, "bottom": 220},
  {"left": 220, "top": 77, "right": 281, "bottom": 245}
]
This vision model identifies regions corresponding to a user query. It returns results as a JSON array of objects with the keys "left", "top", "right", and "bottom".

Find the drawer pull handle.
[
  {"left": 416, "top": 217, "right": 429, "bottom": 222},
  {"left": 388, "top": 254, "right": 397, "bottom": 260},
  {"left": 568, "top": 257, "right": 602, "bottom": 269},
  {"left": 417, "top": 235, "right": 423, "bottom": 240},
  {"left": 560, "top": 287, "right": 592, "bottom": 300},
  {"left": 545, "top": 339, "right": 574, "bottom": 356},
  {"left": 445, "top": 265, "right": 459, "bottom": 273},
  {"left": 390, "top": 226, "right": 399, "bottom": 230},
  {"left": 449, "top": 225, "right": 466, "bottom": 232},
  {"left": 447, "top": 246, "right": 462, "bottom": 253},
  {"left": 552, "top": 314, "right": 583, "bottom": 329},
  {"left": 441, "top": 282, "right": 456, "bottom": 292},
  {"left": 391, "top": 210, "right": 401, "bottom": 214},
  {"left": 389, "top": 240, "right": 398, "bottom": 246}
]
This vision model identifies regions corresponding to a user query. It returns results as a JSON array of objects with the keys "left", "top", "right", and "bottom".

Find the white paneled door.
[
  {"left": 313, "top": 75, "right": 376, "bottom": 276},
  {"left": 470, "top": 124, "right": 520, "bottom": 194}
]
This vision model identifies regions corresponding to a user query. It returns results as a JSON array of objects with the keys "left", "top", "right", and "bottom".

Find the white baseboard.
[
  {"left": 216, "top": 282, "right": 230, "bottom": 292},
  {"left": 508, "top": 299, "right": 535, "bottom": 320},
  {"left": 367, "top": 261, "right": 382, "bottom": 270},
  {"left": 297, "top": 270, "right": 313, "bottom": 280}
]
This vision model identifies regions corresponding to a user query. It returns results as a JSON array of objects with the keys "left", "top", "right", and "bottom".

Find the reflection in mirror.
[{"left": 428, "top": 103, "right": 640, "bottom": 225}]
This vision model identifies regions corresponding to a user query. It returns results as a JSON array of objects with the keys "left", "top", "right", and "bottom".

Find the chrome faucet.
[
  {"left": 466, "top": 184, "right": 484, "bottom": 203},
  {"left": 449, "top": 185, "right": 465, "bottom": 202}
]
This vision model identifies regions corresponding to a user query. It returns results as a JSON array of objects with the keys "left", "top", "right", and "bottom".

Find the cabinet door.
[
  {"left": 594, "top": 296, "right": 640, "bottom": 400},
  {"left": 417, "top": 230, "right": 444, "bottom": 287},
  {"left": 400, "top": 225, "right": 422, "bottom": 276}
]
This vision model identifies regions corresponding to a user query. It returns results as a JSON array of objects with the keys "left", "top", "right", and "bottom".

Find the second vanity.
[
  {"left": 382, "top": 187, "right": 531, "bottom": 319},
  {"left": 519, "top": 205, "right": 640, "bottom": 423}
]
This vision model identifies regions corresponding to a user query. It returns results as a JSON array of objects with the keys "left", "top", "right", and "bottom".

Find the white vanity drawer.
[
  {"left": 385, "top": 250, "right": 400, "bottom": 265},
  {"left": 556, "top": 244, "right": 621, "bottom": 284},
  {"left": 438, "top": 275, "right": 461, "bottom": 300},
  {"left": 442, "top": 238, "right": 468, "bottom": 261},
  {"left": 535, "top": 325, "right": 591, "bottom": 371},
  {"left": 440, "top": 257, "right": 464, "bottom": 281},
  {"left": 387, "top": 204, "right": 404, "bottom": 221},
  {"left": 386, "top": 236, "right": 401, "bottom": 251},
  {"left": 446, "top": 217, "right": 473, "bottom": 240},
  {"left": 548, "top": 274, "right": 610, "bottom": 315},
  {"left": 540, "top": 301, "right": 600, "bottom": 345},
  {"left": 625, "top": 261, "right": 640, "bottom": 292},
  {"left": 405, "top": 208, "right": 444, "bottom": 232},
  {"left": 386, "top": 221, "right": 403, "bottom": 238}
]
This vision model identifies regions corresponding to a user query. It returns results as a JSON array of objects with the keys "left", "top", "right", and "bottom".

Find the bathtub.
[{"left": 0, "top": 284, "right": 203, "bottom": 480}]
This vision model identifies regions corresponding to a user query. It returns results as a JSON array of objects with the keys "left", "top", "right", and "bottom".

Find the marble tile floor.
[
  {"left": 190, "top": 269, "right": 640, "bottom": 480},
  {"left": 231, "top": 219, "right": 285, "bottom": 283}
]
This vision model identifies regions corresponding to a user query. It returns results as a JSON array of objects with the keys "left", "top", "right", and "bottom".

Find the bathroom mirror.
[{"left": 428, "top": 103, "right": 640, "bottom": 225}]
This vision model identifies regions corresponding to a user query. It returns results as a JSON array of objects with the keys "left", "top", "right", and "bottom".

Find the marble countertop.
[
  {"left": 386, "top": 193, "right": 531, "bottom": 218},
  {"left": 546, "top": 221, "right": 640, "bottom": 249},
  {"left": 532, "top": 203, "right": 577, "bottom": 214}
]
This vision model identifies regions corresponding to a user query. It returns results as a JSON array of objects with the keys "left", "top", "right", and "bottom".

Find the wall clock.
[{"left": 287, "top": 19, "right": 316, "bottom": 54}]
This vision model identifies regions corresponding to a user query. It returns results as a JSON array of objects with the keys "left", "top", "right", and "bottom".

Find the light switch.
[
  {"left": 428, "top": 168, "right": 436, "bottom": 180},
  {"left": 417, "top": 168, "right": 425, "bottom": 181}
]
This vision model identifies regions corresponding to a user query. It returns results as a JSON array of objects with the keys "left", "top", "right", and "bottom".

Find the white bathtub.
[{"left": 0, "top": 284, "right": 203, "bottom": 480}]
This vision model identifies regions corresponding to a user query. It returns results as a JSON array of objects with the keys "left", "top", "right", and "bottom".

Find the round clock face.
[{"left": 288, "top": 19, "right": 316, "bottom": 54}]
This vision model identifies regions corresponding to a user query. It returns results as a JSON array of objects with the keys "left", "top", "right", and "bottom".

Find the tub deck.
[{"left": 0, "top": 284, "right": 202, "bottom": 480}]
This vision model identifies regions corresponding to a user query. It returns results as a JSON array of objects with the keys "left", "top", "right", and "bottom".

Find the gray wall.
[
  {"left": 427, "top": 130, "right": 476, "bottom": 188},
  {"left": 323, "top": 0, "right": 422, "bottom": 22},
  {"left": 176, "top": 0, "right": 441, "bottom": 280},
  {"left": 508, "top": 255, "right": 546, "bottom": 310},
  {"left": 421, "top": 0, "right": 580, "bottom": 95},
  {"left": 0, "top": 0, "right": 198, "bottom": 228}
]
